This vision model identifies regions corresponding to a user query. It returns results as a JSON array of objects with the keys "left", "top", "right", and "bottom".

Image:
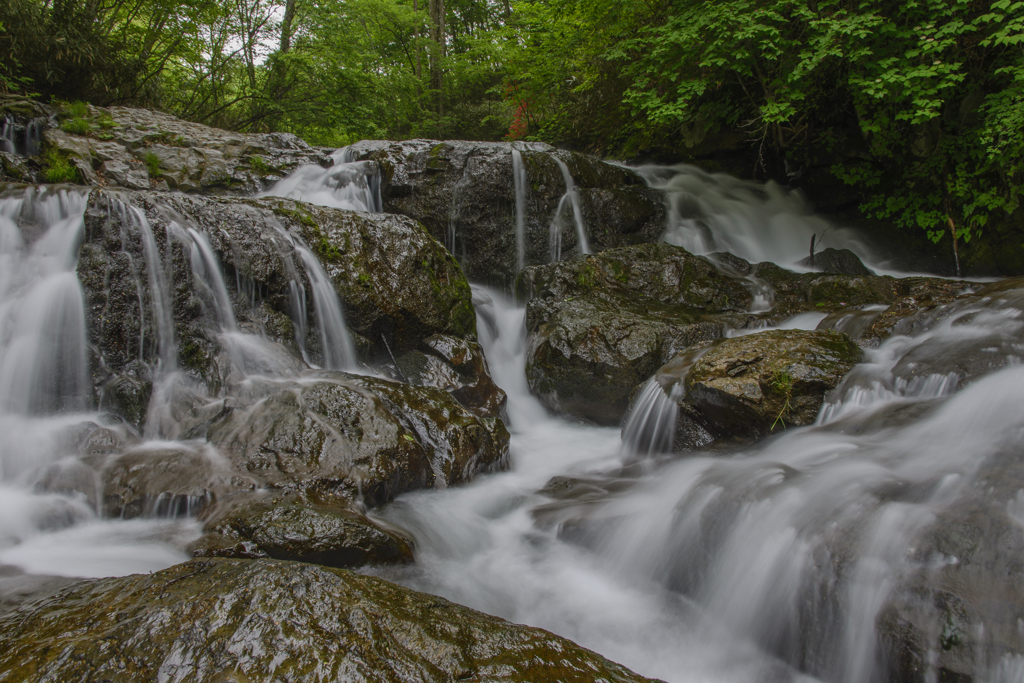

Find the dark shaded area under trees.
[{"left": 3, "top": 0, "right": 1024, "bottom": 271}]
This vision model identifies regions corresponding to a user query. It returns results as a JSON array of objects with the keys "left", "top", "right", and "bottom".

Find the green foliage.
[
  {"left": 41, "top": 149, "right": 79, "bottom": 183},
  {"left": 143, "top": 152, "right": 161, "bottom": 178},
  {"left": 507, "top": 0, "right": 1024, "bottom": 247},
  {"left": 60, "top": 118, "right": 92, "bottom": 135},
  {"left": 249, "top": 155, "right": 271, "bottom": 176}
]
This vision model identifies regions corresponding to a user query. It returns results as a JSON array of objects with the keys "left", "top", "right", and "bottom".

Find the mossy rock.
[
  {"left": 191, "top": 492, "right": 414, "bottom": 568},
  {"left": 685, "top": 329, "right": 862, "bottom": 437},
  {"left": 0, "top": 558, "right": 658, "bottom": 683}
]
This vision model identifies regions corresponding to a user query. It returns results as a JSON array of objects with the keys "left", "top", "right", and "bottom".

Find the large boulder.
[
  {"left": 78, "top": 190, "right": 489, "bottom": 425},
  {"left": 0, "top": 558, "right": 658, "bottom": 683},
  {"left": 520, "top": 244, "right": 752, "bottom": 425},
  {"left": 191, "top": 373, "right": 508, "bottom": 507},
  {"left": 684, "top": 329, "right": 862, "bottom": 439},
  {"left": 349, "top": 139, "right": 666, "bottom": 286}
]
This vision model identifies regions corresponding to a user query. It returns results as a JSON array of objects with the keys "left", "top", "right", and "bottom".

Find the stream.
[{"left": 0, "top": 154, "right": 1022, "bottom": 683}]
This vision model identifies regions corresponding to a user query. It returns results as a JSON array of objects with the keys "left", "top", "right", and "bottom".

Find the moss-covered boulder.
[
  {"left": 79, "top": 190, "right": 488, "bottom": 424},
  {"left": 190, "top": 492, "right": 414, "bottom": 568},
  {"left": 685, "top": 329, "right": 862, "bottom": 437},
  {"left": 349, "top": 139, "right": 665, "bottom": 287},
  {"left": 519, "top": 245, "right": 752, "bottom": 425},
  {"left": 0, "top": 558, "right": 658, "bottom": 683},
  {"left": 194, "top": 373, "right": 508, "bottom": 507}
]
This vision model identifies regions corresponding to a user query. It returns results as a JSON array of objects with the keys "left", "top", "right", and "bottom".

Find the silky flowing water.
[{"left": 0, "top": 157, "right": 1022, "bottom": 682}]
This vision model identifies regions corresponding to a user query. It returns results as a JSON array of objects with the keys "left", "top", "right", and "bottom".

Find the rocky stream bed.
[{"left": 1, "top": 99, "right": 1023, "bottom": 683}]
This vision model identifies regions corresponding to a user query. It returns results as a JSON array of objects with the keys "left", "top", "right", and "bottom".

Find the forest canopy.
[{"left": 2, "top": 0, "right": 1024, "bottom": 244}]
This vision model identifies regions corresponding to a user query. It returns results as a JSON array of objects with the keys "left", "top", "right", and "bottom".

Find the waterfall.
[
  {"left": 1, "top": 116, "right": 45, "bottom": 157},
  {"left": 260, "top": 148, "right": 383, "bottom": 212},
  {"left": 636, "top": 164, "right": 877, "bottom": 271},
  {"left": 371, "top": 285, "right": 1024, "bottom": 683},
  {"left": 619, "top": 378, "right": 679, "bottom": 457},
  {"left": 184, "top": 226, "right": 238, "bottom": 332},
  {"left": 549, "top": 156, "right": 590, "bottom": 258},
  {"left": 1, "top": 118, "right": 14, "bottom": 154},
  {"left": 0, "top": 189, "right": 89, "bottom": 415},
  {"left": 295, "top": 242, "right": 357, "bottom": 371},
  {"left": 117, "top": 203, "right": 176, "bottom": 370},
  {"left": 448, "top": 156, "right": 474, "bottom": 257},
  {"left": 512, "top": 148, "right": 528, "bottom": 273}
]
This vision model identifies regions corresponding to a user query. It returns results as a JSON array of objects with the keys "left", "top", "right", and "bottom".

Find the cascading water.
[
  {"left": 372, "top": 283, "right": 1024, "bottom": 683},
  {"left": 636, "top": 164, "right": 878, "bottom": 272},
  {"left": 0, "top": 188, "right": 198, "bottom": 577},
  {"left": 512, "top": 148, "right": 528, "bottom": 273},
  {"left": 1, "top": 116, "right": 43, "bottom": 157},
  {"left": 260, "top": 147, "right": 383, "bottom": 211},
  {"left": 548, "top": 155, "right": 590, "bottom": 260}
]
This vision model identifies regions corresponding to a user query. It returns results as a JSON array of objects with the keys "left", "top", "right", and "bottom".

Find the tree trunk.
[
  {"left": 279, "top": 0, "right": 296, "bottom": 53},
  {"left": 428, "top": 0, "right": 445, "bottom": 116}
]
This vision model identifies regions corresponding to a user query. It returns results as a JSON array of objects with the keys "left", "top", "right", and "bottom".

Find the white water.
[
  {"left": 260, "top": 148, "right": 382, "bottom": 212},
  {"left": 372, "top": 284, "right": 1024, "bottom": 683},
  {"left": 512, "top": 148, "right": 528, "bottom": 273},
  {"left": 2, "top": 146, "right": 1023, "bottom": 681},
  {"left": 636, "top": 164, "right": 879, "bottom": 273},
  {"left": 0, "top": 189, "right": 196, "bottom": 578},
  {"left": 549, "top": 155, "right": 591, "bottom": 260}
]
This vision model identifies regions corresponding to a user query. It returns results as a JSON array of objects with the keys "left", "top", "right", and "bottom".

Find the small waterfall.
[
  {"left": 511, "top": 148, "right": 528, "bottom": 273},
  {"left": 115, "top": 203, "right": 176, "bottom": 370},
  {"left": 183, "top": 226, "right": 238, "bottom": 332},
  {"left": 0, "top": 189, "right": 89, "bottom": 415},
  {"left": 1, "top": 118, "right": 14, "bottom": 154},
  {"left": 549, "top": 156, "right": 590, "bottom": 258},
  {"left": 620, "top": 378, "right": 679, "bottom": 457},
  {"left": 260, "top": 148, "right": 382, "bottom": 212},
  {"left": 636, "top": 164, "right": 876, "bottom": 270},
  {"left": 1, "top": 116, "right": 45, "bottom": 157},
  {"left": 295, "top": 242, "right": 356, "bottom": 371},
  {"left": 448, "top": 157, "right": 473, "bottom": 256}
]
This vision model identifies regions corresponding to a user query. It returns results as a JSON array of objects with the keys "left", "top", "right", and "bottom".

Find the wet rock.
[
  {"left": 685, "top": 329, "right": 862, "bottom": 437},
  {"left": 349, "top": 139, "right": 665, "bottom": 286},
  {"left": 518, "top": 243, "right": 753, "bottom": 312},
  {"left": 881, "top": 279, "right": 1024, "bottom": 388},
  {"left": 0, "top": 558, "right": 657, "bottom": 683},
  {"left": 196, "top": 373, "right": 508, "bottom": 507},
  {"left": 526, "top": 294, "right": 726, "bottom": 425},
  {"left": 351, "top": 374, "right": 510, "bottom": 488},
  {"left": 277, "top": 198, "right": 478, "bottom": 358},
  {"left": 101, "top": 443, "right": 254, "bottom": 519},
  {"left": 816, "top": 305, "right": 889, "bottom": 341},
  {"left": 33, "top": 102, "right": 329, "bottom": 194},
  {"left": 0, "top": 152, "right": 36, "bottom": 183},
  {"left": 191, "top": 492, "right": 413, "bottom": 568},
  {"left": 79, "top": 190, "right": 486, "bottom": 419},
  {"left": 800, "top": 247, "right": 875, "bottom": 276},
  {"left": 878, "top": 447, "right": 1024, "bottom": 683},
  {"left": 520, "top": 245, "right": 750, "bottom": 425},
  {"left": 393, "top": 334, "right": 507, "bottom": 419}
]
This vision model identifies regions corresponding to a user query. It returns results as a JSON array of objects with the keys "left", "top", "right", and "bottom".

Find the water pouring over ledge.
[{"left": 0, "top": 133, "right": 1022, "bottom": 683}]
